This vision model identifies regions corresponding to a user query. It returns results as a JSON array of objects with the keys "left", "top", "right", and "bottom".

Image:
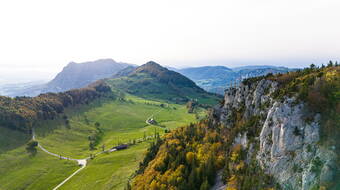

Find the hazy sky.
[{"left": 0, "top": 0, "right": 340, "bottom": 82}]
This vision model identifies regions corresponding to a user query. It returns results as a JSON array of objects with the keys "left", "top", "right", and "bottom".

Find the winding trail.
[
  {"left": 32, "top": 129, "right": 115, "bottom": 190},
  {"left": 32, "top": 104, "right": 167, "bottom": 189},
  {"left": 145, "top": 103, "right": 168, "bottom": 125},
  {"left": 52, "top": 164, "right": 86, "bottom": 190}
]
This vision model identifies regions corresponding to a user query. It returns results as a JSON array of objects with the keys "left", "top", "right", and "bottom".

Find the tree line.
[{"left": 0, "top": 81, "right": 112, "bottom": 133}]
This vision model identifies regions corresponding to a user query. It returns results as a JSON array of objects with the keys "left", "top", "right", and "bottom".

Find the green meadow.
[
  {"left": 34, "top": 95, "right": 197, "bottom": 158},
  {"left": 0, "top": 94, "right": 202, "bottom": 190},
  {"left": 59, "top": 142, "right": 150, "bottom": 190},
  {"left": 0, "top": 128, "right": 79, "bottom": 190}
]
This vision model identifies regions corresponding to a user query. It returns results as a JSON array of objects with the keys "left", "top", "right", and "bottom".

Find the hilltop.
[{"left": 107, "top": 61, "right": 220, "bottom": 104}]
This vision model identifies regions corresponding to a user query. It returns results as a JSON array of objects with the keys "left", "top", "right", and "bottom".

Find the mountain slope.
[
  {"left": 131, "top": 64, "right": 340, "bottom": 190},
  {"left": 107, "top": 61, "right": 220, "bottom": 104},
  {"left": 5, "top": 59, "right": 131, "bottom": 97}
]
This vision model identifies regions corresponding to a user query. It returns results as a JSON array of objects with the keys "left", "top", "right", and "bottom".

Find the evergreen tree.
[
  {"left": 200, "top": 178, "right": 210, "bottom": 190},
  {"left": 188, "top": 168, "right": 197, "bottom": 189},
  {"left": 26, "top": 140, "right": 38, "bottom": 157},
  {"left": 328, "top": 60, "right": 334, "bottom": 67}
]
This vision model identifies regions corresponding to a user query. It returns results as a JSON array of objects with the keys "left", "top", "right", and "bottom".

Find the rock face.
[{"left": 214, "top": 79, "right": 338, "bottom": 190}]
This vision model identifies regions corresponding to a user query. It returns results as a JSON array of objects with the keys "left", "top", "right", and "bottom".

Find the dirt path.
[
  {"left": 145, "top": 103, "right": 168, "bottom": 125},
  {"left": 32, "top": 105, "right": 166, "bottom": 190},
  {"left": 32, "top": 129, "right": 115, "bottom": 190},
  {"left": 52, "top": 164, "right": 86, "bottom": 190}
]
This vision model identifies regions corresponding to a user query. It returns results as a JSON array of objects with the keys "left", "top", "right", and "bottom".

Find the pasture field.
[
  {"left": 0, "top": 128, "right": 78, "bottom": 190},
  {"left": 0, "top": 94, "right": 202, "bottom": 190},
  {"left": 34, "top": 95, "right": 197, "bottom": 158},
  {"left": 59, "top": 142, "right": 150, "bottom": 190}
]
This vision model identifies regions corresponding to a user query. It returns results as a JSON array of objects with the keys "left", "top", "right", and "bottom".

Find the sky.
[{"left": 0, "top": 0, "right": 340, "bottom": 82}]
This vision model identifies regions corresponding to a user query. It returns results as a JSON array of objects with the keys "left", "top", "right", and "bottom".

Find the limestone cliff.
[{"left": 213, "top": 78, "right": 338, "bottom": 190}]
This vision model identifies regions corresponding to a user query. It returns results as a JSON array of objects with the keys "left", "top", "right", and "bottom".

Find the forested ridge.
[
  {"left": 0, "top": 81, "right": 112, "bottom": 132},
  {"left": 131, "top": 118, "right": 277, "bottom": 190},
  {"left": 132, "top": 119, "right": 226, "bottom": 190}
]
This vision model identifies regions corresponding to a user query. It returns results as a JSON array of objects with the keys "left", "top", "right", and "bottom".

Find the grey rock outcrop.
[{"left": 214, "top": 79, "right": 338, "bottom": 190}]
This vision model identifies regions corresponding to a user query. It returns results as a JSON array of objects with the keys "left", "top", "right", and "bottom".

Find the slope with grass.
[
  {"left": 107, "top": 61, "right": 221, "bottom": 105},
  {"left": 0, "top": 128, "right": 79, "bottom": 190},
  {"left": 31, "top": 95, "right": 201, "bottom": 189},
  {"left": 34, "top": 95, "right": 198, "bottom": 158},
  {"left": 59, "top": 141, "right": 150, "bottom": 190},
  {"left": 0, "top": 95, "right": 200, "bottom": 190}
]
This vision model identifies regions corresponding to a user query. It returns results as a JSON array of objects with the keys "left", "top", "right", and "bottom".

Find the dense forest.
[
  {"left": 131, "top": 118, "right": 277, "bottom": 190},
  {"left": 0, "top": 81, "right": 112, "bottom": 132},
  {"left": 132, "top": 119, "right": 226, "bottom": 190},
  {"left": 131, "top": 63, "right": 340, "bottom": 190}
]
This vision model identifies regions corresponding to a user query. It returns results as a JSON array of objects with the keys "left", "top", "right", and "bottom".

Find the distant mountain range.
[
  {"left": 2, "top": 59, "right": 132, "bottom": 97},
  {"left": 175, "top": 65, "right": 296, "bottom": 94},
  {"left": 0, "top": 59, "right": 297, "bottom": 97}
]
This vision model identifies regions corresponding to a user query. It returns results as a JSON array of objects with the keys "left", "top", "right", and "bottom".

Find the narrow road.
[
  {"left": 32, "top": 129, "right": 115, "bottom": 190},
  {"left": 52, "top": 164, "right": 86, "bottom": 190},
  {"left": 145, "top": 103, "right": 168, "bottom": 125},
  {"left": 32, "top": 129, "right": 89, "bottom": 165},
  {"left": 32, "top": 106, "right": 164, "bottom": 190}
]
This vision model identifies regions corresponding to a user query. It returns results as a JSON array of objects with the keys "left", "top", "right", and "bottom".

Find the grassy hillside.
[
  {"left": 107, "top": 62, "right": 220, "bottom": 105},
  {"left": 0, "top": 128, "right": 79, "bottom": 190},
  {"left": 0, "top": 61, "right": 219, "bottom": 190},
  {"left": 59, "top": 142, "right": 150, "bottom": 190},
  {"left": 0, "top": 95, "right": 199, "bottom": 190},
  {"left": 34, "top": 95, "right": 198, "bottom": 158},
  {"left": 0, "top": 127, "right": 30, "bottom": 154}
]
